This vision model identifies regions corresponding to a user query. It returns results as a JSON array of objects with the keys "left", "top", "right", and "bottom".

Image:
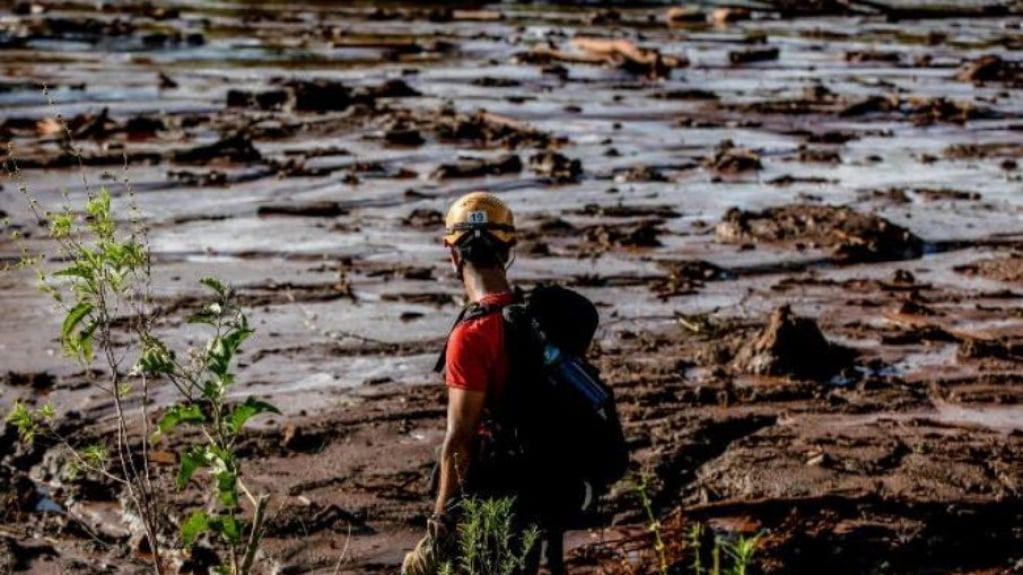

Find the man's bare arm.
[{"left": 435, "top": 387, "right": 486, "bottom": 516}]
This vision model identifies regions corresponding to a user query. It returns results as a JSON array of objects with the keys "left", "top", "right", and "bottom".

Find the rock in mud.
[
  {"left": 0, "top": 465, "right": 39, "bottom": 521},
  {"left": 256, "top": 202, "right": 348, "bottom": 218},
  {"left": 955, "top": 54, "right": 1022, "bottom": 84},
  {"left": 650, "top": 89, "right": 718, "bottom": 101},
  {"left": 839, "top": 94, "right": 899, "bottom": 117},
  {"left": 171, "top": 132, "right": 262, "bottom": 165},
  {"left": 228, "top": 79, "right": 420, "bottom": 113},
  {"left": 614, "top": 165, "right": 670, "bottom": 182},
  {"left": 732, "top": 305, "right": 855, "bottom": 380},
  {"left": 4, "top": 371, "right": 55, "bottom": 390},
  {"left": 716, "top": 204, "right": 924, "bottom": 263},
  {"left": 954, "top": 254, "right": 1023, "bottom": 283},
  {"left": 167, "top": 169, "right": 227, "bottom": 187},
  {"left": 430, "top": 154, "right": 522, "bottom": 180},
  {"left": 573, "top": 203, "right": 681, "bottom": 218},
  {"left": 845, "top": 50, "right": 901, "bottom": 63},
  {"left": 958, "top": 337, "right": 1023, "bottom": 362},
  {"left": 706, "top": 141, "right": 762, "bottom": 173},
  {"left": 729, "top": 46, "right": 780, "bottom": 65},
  {"left": 585, "top": 221, "right": 663, "bottom": 248},
  {"left": 431, "top": 110, "right": 556, "bottom": 149},
  {"left": 528, "top": 151, "right": 582, "bottom": 183},
  {"left": 402, "top": 208, "right": 444, "bottom": 229}
]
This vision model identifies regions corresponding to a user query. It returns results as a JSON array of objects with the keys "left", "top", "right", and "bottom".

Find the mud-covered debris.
[
  {"left": 157, "top": 71, "right": 177, "bottom": 89},
  {"left": 431, "top": 154, "right": 522, "bottom": 180},
  {"left": 536, "top": 217, "right": 576, "bottom": 236},
  {"left": 767, "top": 174, "right": 837, "bottom": 186},
  {"left": 910, "top": 97, "right": 985, "bottom": 125},
  {"left": 716, "top": 204, "right": 924, "bottom": 263},
  {"left": 172, "top": 132, "right": 262, "bottom": 165},
  {"left": 352, "top": 78, "right": 421, "bottom": 101},
  {"left": 729, "top": 46, "right": 779, "bottom": 65},
  {"left": 585, "top": 220, "right": 663, "bottom": 248},
  {"left": 655, "top": 259, "right": 731, "bottom": 297},
  {"left": 284, "top": 79, "right": 352, "bottom": 112},
  {"left": 228, "top": 79, "right": 419, "bottom": 113},
  {"left": 661, "top": 259, "right": 730, "bottom": 282},
  {"left": 572, "top": 203, "right": 681, "bottom": 218},
  {"left": 266, "top": 499, "right": 368, "bottom": 536},
  {"left": 805, "top": 130, "right": 859, "bottom": 144},
  {"left": 4, "top": 371, "right": 55, "bottom": 390},
  {"left": 798, "top": 147, "right": 841, "bottom": 163},
  {"left": 0, "top": 536, "right": 57, "bottom": 571},
  {"left": 256, "top": 201, "right": 348, "bottom": 218},
  {"left": 650, "top": 89, "right": 718, "bottom": 100},
  {"left": 711, "top": 7, "right": 751, "bottom": 24},
  {"left": 382, "top": 116, "right": 425, "bottom": 146},
  {"left": 706, "top": 141, "right": 762, "bottom": 173},
  {"left": 472, "top": 77, "right": 521, "bottom": 88},
  {"left": 528, "top": 151, "right": 582, "bottom": 183},
  {"left": 525, "top": 37, "right": 687, "bottom": 78},
  {"left": 402, "top": 208, "right": 444, "bottom": 229},
  {"left": 958, "top": 337, "right": 1023, "bottom": 362},
  {"left": 665, "top": 6, "right": 706, "bottom": 24},
  {"left": 845, "top": 50, "right": 901, "bottom": 63},
  {"left": 839, "top": 94, "right": 899, "bottom": 117},
  {"left": 944, "top": 142, "right": 1019, "bottom": 160},
  {"left": 124, "top": 115, "right": 165, "bottom": 137},
  {"left": 226, "top": 88, "right": 290, "bottom": 111},
  {"left": 69, "top": 107, "right": 118, "bottom": 140},
  {"left": 955, "top": 55, "right": 1022, "bottom": 84},
  {"left": 912, "top": 188, "right": 981, "bottom": 202},
  {"left": 955, "top": 254, "right": 1023, "bottom": 283},
  {"left": 732, "top": 305, "right": 855, "bottom": 380},
  {"left": 0, "top": 466, "right": 39, "bottom": 521},
  {"left": 431, "top": 110, "right": 555, "bottom": 149},
  {"left": 615, "top": 165, "right": 669, "bottom": 182},
  {"left": 167, "top": 169, "right": 227, "bottom": 187},
  {"left": 766, "top": 0, "right": 856, "bottom": 17}
]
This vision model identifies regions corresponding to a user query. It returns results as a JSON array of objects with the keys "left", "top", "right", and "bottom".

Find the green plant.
[
  {"left": 5, "top": 134, "right": 277, "bottom": 573},
  {"left": 636, "top": 474, "right": 669, "bottom": 575},
  {"left": 686, "top": 522, "right": 763, "bottom": 575},
  {"left": 441, "top": 496, "right": 539, "bottom": 575}
]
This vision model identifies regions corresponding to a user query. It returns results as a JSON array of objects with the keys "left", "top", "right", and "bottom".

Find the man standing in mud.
[{"left": 402, "top": 191, "right": 549, "bottom": 575}]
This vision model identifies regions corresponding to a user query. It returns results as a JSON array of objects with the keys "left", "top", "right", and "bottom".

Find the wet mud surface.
[{"left": 2, "top": 1, "right": 1023, "bottom": 573}]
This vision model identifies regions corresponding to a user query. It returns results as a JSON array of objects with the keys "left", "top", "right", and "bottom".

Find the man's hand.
[{"left": 401, "top": 516, "right": 454, "bottom": 575}]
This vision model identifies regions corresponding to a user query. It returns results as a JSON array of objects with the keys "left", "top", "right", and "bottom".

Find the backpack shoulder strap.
[{"left": 433, "top": 302, "right": 506, "bottom": 374}]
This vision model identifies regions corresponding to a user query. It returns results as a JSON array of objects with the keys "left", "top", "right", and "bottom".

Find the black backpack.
[{"left": 436, "top": 285, "right": 629, "bottom": 528}]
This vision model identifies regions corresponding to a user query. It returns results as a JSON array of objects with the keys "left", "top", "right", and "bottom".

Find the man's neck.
[{"left": 463, "top": 266, "right": 512, "bottom": 303}]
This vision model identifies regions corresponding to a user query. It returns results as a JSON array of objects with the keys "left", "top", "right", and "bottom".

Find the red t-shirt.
[{"left": 444, "top": 292, "right": 514, "bottom": 403}]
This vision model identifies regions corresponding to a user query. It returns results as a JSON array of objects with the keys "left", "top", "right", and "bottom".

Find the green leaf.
[
  {"left": 158, "top": 404, "right": 205, "bottom": 434},
  {"left": 52, "top": 265, "right": 93, "bottom": 282},
  {"left": 187, "top": 311, "right": 218, "bottom": 326},
  {"left": 139, "top": 341, "right": 176, "bottom": 376},
  {"left": 227, "top": 397, "right": 280, "bottom": 435},
  {"left": 177, "top": 446, "right": 207, "bottom": 489},
  {"left": 181, "top": 510, "right": 209, "bottom": 548},
  {"left": 200, "top": 277, "right": 228, "bottom": 298},
  {"left": 75, "top": 321, "right": 97, "bottom": 363},
  {"left": 216, "top": 470, "right": 238, "bottom": 507},
  {"left": 209, "top": 515, "right": 243, "bottom": 545},
  {"left": 61, "top": 302, "right": 93, "bottom": 347},
  {"left": 221, "top": 326, "right": 253, "bottom": 359}
]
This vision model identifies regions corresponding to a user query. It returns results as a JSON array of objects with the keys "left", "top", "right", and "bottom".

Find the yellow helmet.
[{"left": 443, "top": 191, "right": 516, "bottom": 247}]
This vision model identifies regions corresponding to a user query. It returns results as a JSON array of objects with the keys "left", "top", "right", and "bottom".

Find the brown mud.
[{"left": 2, "top": 1, "right": 1023, "bottom": 574}]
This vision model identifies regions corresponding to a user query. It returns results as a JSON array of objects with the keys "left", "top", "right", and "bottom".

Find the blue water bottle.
[{"left": 542, "top": 343, "right": 611, "bottom": 421}]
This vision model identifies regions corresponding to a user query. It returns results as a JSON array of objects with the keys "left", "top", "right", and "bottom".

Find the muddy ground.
[{"left": 1, "top": 1, "right": 1023, "bottom": 574}]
